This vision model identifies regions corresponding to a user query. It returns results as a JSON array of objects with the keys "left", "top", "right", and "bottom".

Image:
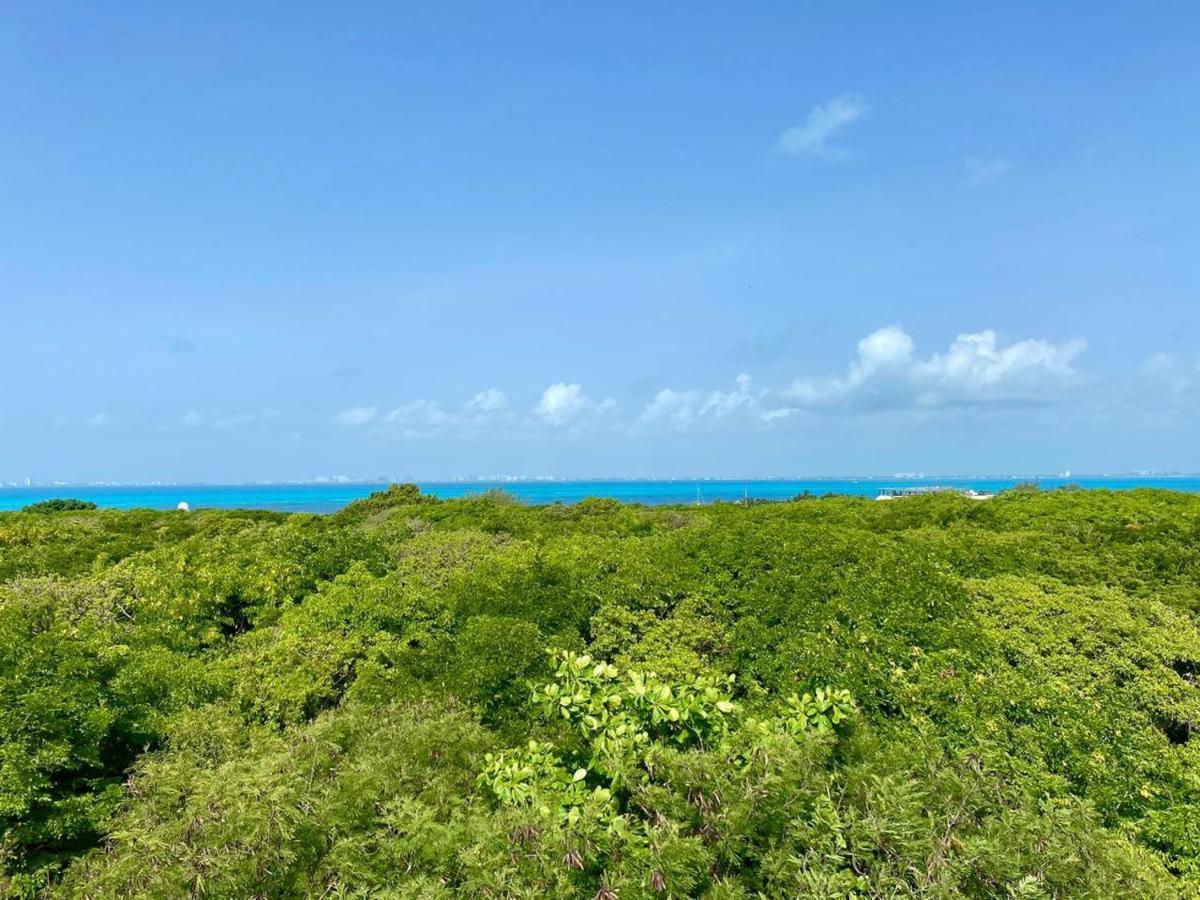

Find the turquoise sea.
[{"left": 2, "top": 477, "right": 1200, "bottom": 513}]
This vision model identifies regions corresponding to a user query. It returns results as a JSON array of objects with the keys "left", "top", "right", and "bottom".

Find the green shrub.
[
  {"left": 0, "top": 489, "right": 1196, "bottom": 894},
  {"left": 20, "top": 499, "right": 97, "bottom": 513}
]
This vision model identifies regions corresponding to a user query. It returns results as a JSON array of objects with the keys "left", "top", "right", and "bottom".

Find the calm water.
[{"left": 2, "top": 478, "right": 1199, "bottom": 513}]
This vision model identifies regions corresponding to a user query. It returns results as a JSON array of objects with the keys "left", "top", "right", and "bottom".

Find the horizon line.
[{"left": 2, "top": 472, "right": 1197, "bottom": 489}]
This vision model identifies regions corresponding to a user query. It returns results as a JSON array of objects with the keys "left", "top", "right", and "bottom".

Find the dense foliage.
[
  {"left": 20, "top": 500, "right": 97, "bottom": 514},
  {"left": 1, "top": 486, "right": 1199, "bottom": 896}
]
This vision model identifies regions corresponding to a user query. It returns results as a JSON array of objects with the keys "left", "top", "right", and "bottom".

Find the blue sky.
[{"left": 2, "top": 2, "right": 1198, "bottom": 481}]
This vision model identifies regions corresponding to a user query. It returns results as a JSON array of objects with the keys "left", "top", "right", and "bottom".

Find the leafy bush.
[
  {"left": 20, "top": 499, "right": 97, "bottom": 513},
  {"left": 0, "top": 489, "right": 1197, "bottom": 894}
]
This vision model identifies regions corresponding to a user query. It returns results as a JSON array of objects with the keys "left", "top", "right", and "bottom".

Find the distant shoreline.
[{"left": 5, "top": 472, "right": 1196, "bottom": 489}]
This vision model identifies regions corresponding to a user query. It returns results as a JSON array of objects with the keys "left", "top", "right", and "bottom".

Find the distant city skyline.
[
  {"left": 2, "top": 2, "right": 1197, "bottom": 481},
  {"left": 4, "top": 469, "right": 1197, "bottom": 489}
]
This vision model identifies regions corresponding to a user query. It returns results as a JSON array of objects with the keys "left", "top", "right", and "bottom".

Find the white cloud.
[
  {"left": 333, "top": 405, "right": 378, "bottom": 426},
  {"left": 641, "top": 374, "right": 793, "bottom": 428},
  {"left": 856, "top": 324, "right": 915, "bottom": 369},
  {"left": 535, "top": 383, "right": 586, "bottom": 426},
  {"left": 760, "top": 407, "right": 796, "bottom": 423},
  {"left": 784, "top": 325, "right": 1085, "bottom": 410},
  {"left": 912, "top": 331, "right": 1083, "bottom": 404},
  {"left": 381, "top": 400, "right": 452, "bottom": 439},
  {"left": 87, "top": 412, "right": 111, "bottom": 427},
  {"left": 465, "top": 388, "right": 508, "bottom": 416},
  {"left": 785, "top": 325, "right": 914, "bottom": 407},
  {"left": 383, "top": 400, "right": 453, "bottom": 428},
  {"left": 777, "top": 95, "right": 868, "bottom": 159},
  {"left": 534, "top": 383, "right": 615, "bottom": 427},
  {"left": 641, "top": 388, "right": 705, "bottom": 428},
  {"left": 965, "top": 157, "right": 1014, "bottom": 185},
  {"left": 324, "top": 335, "right": 1088, "bottom": 440},
  {"left": 180, "top": 410, "right": 204, "bottom": 428},
  {"left": 372, "top": 388, "right": 513, "bottom": 437}
]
